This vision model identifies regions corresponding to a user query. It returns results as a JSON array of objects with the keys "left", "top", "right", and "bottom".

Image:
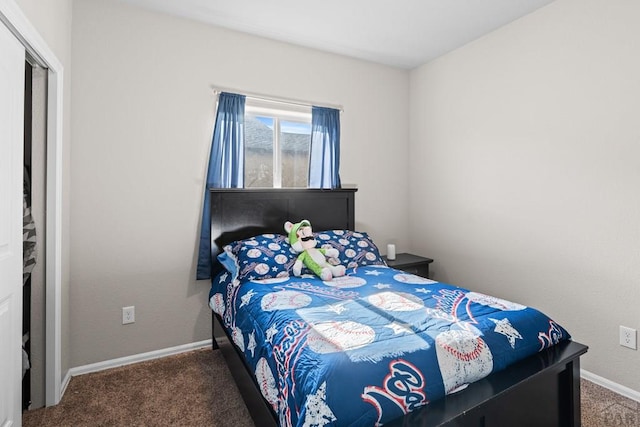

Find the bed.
[{"left": 207, "top": 188, "right": 588, "bottom": 427}]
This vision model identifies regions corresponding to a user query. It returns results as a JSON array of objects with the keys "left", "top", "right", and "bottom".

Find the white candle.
[{"left": 387, "top": 244, "right": 396, "bottom": 260}]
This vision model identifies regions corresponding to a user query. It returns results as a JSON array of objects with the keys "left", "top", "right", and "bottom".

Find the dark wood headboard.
[{"left": 209, "top": 188, "right": 357, "bottom": 276}]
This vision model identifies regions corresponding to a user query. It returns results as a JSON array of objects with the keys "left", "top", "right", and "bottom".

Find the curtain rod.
[{"left": 211, "top": 85, "right": 344, "bottom": 112}]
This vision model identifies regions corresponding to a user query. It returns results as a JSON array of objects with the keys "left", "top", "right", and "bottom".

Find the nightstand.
[{"left": 383, "top": 253, "right": 434, "bottom": 278}]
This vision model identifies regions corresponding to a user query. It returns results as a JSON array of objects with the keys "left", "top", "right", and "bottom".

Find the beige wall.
[
  {"left": 13, "top": 0, "right": 639, "bottom": 400},
  {"left": 409, "top": 0, "right": 640, "bottom": 392},
  {"left": 14, "top": 0, "right": 73, "bottom": 395},
  {"left": 69, "top": 0, "right": 409, "bottom": 366}
]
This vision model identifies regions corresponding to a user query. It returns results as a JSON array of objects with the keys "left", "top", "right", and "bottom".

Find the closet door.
[{"left": 0, "top": 20, "right": 26, "bottom": 427}]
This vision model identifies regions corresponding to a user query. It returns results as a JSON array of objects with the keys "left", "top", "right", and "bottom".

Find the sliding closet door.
[{"left": 0, "top": 20, "right": 26, "bottom": 427}]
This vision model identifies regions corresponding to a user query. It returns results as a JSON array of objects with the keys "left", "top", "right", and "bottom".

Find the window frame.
[{"left": 244, "top": 98, "right": 312, "bottom": 189}]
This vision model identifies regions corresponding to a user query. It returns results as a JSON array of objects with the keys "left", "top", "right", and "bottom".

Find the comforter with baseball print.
[{"left": 209, "top": 266, "right": 570, "bottom": 427}]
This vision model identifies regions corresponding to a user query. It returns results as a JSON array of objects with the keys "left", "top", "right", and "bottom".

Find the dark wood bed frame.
[{"left": 208, "top": 188, "right": 588, "bottom": 427}]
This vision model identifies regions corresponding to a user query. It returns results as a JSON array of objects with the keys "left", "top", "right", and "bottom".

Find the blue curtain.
[
  {"left": 309, "top": 106, "right": 341, "bottom": 188},
  {"left": 196, "top": 92, "right": 246, "bottom": 280}
]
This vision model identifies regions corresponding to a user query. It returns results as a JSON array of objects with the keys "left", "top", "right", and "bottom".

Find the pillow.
[
  {"left": 315, "top": 230, "right": 386, "bottom": 269},
  {"left": 219, "top": 234, "right": 296, "bottom": 281}
]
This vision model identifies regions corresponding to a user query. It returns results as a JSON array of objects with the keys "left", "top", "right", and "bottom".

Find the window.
[{"left": 244, "top": 99, "right": 311, "bottom": 188}]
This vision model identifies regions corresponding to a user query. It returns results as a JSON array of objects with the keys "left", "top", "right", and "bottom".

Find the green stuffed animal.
[{"left": 284, "top": 220, "right": 346, "bottom": 281}]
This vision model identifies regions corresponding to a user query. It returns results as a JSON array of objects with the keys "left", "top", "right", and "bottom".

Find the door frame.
[{"left": 0, "top": 0, "right": 64, "bottom": 406}]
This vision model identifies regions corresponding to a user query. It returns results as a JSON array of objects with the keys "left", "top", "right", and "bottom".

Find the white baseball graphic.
[
  {"left": 435, "top": 329, "right": 493, "bottom": 394},
  {"left": 306, "top": 321, "right": 375, "bottom": 354},
  {"left": 255, "top": 358, "right": 279, "bottom": 410},
  {"left": 367, "top": 291, "right": 425, "bottom": 312},
  {"left": 274, "top": 254, "right": 288, "bottom": 265},
  {"left": 261, "top": 290, "right": 312, "bottom": 311},
  {"left": 393, "top": 273, "right": 437, "bottom": 285},
  {"left": 323, "top": 275, "right": 366, "bottom": 288},
  {"left": 365, "top": 252, "right": 378, "bottom": 262},
  {"left": 209, "top": 293, "right": 225, "bottom": 316},
  {"left": 254, "top": 263, "right": 270, "bottom": 275},
  {"left": 247, "top": 248, "right": 262, "bottom": 258},
  {"left": 344, "top": 249, "right": 356, "bottom": 258},
  {"left": 232, "top": 327, "right": 245, "bottom": 352},
  {"left": 268, "top": 242, "right": 282, "bottom": 251},
  {"left": 466, "top": 292, "right": 526, "bottom": 311}
]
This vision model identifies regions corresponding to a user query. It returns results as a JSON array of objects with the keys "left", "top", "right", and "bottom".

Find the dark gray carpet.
[
  {"left": 581, "top": 378, "right": 639, "bottom": 427},
  {"left": 23, "top": 348, "right": 636, "bottom": 426},
  {"left": 23, "top": 348, "right": 253, "bottom": 427}
]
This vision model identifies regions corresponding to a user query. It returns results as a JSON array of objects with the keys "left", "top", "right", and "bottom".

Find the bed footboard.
[
  {"left": 386, "top": 339, "right": 588, "bottom": 427},
  {"left": 213, "top": 308, "right": 586, "bottom": 427}
]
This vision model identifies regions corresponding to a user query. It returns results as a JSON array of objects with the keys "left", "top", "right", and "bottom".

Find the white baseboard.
[
  {"left": 59, "top": 339, "right": 213, "bottom": 401},
  {"left": 59, "top": 345, "right": 638, "bottom": 407},
  {"left": 60, "top": 370, "right": 71, "bottom": 401},
  {"left": 582, "top": 369, "right": 640, "bottom": 403}
]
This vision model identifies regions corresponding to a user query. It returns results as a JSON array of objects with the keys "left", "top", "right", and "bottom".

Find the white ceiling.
[{"left": 119, "top": 0, "right": 554, "bottom": 69}]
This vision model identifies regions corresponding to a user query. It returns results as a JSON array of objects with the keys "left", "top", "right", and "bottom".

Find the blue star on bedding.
[{"left": 209, "top": 265, "right": 570, "bottom": 427}]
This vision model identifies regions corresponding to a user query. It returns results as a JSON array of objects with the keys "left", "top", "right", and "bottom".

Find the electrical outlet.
[
  {"left": 122, "top": 306, "right": 135, "bottom": 325},
  {"left": 619, "top": 325, "right": 637, "bottom": 350}
]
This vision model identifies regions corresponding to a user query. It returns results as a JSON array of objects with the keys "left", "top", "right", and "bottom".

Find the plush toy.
[{"left": 284, "top": 220, "right": 346, "bottom": 281}]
